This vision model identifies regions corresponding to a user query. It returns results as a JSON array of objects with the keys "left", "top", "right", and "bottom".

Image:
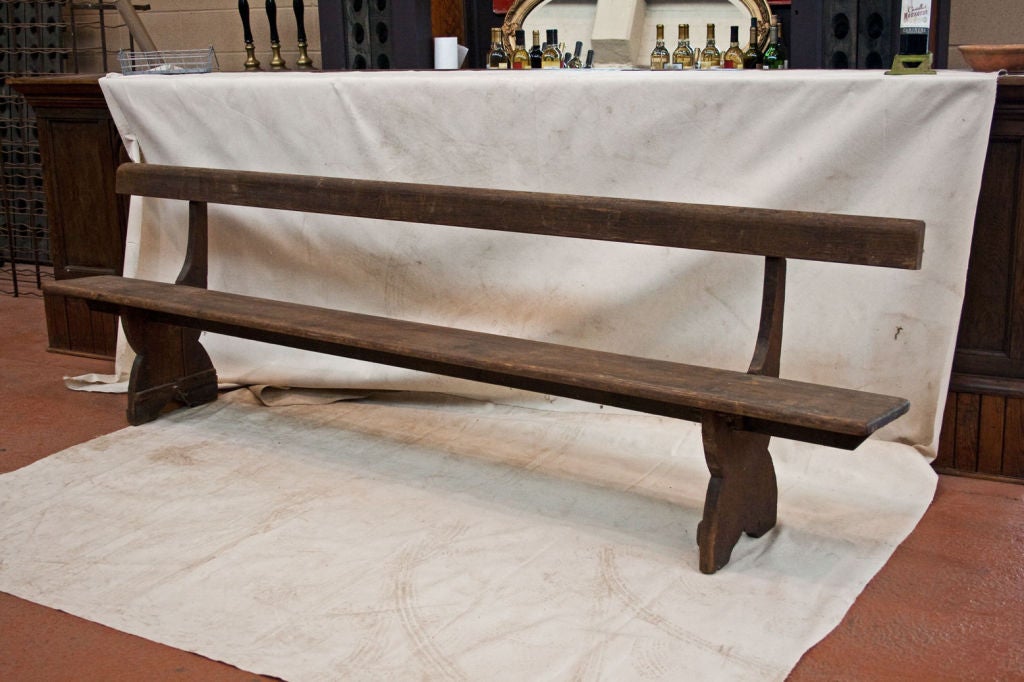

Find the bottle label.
[{"left": 900, "top": 0, "right": 931, "bottom": 32}]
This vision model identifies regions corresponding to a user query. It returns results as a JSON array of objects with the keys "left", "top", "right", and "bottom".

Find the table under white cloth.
[{"left": 98, "top": 68, "right": 998, "bottom": 456}]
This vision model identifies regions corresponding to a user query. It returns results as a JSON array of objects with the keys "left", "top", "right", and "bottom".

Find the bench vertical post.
[
  {"left": 697, "top": 257, "right": 784, "bottom": 573},
  {"left": 122, "top": 200, "right": 217, "bottom": 424}
]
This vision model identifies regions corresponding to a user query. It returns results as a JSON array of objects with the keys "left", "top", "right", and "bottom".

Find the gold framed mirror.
[{"left": 501, "top": 0, "right": 772, "bottom": 65}]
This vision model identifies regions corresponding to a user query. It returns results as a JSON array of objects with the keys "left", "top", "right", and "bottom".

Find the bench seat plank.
[{"left": 47, "top": 275, "right": 908, "bottom": 450}]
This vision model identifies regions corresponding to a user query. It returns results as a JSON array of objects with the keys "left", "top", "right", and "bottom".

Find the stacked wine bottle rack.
[
  {"left": 345, "top": 0, "right": 390, "bottom": 69},
  {"left": 319, "top": 0, "right": 432, "bottom": 70},
  {"left": 0, "top": 0, "right": 69, "bottom": 296}
]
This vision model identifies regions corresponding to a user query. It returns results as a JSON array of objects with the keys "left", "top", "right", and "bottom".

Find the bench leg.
[
  {"left": 122, "top": 311, "right": 218, "bottom": 425},
  {"left": 696, "top": 412, "right": 778, "bottom": 574}
]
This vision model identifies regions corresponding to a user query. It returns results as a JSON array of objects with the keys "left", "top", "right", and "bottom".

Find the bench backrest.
[{"left": 117, "top": 164, "right": 924, "bottom": 270}]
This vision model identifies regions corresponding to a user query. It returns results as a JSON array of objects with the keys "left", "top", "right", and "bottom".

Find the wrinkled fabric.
[{"left": 0, "top": 389, "right": 937, "bottom": 681}]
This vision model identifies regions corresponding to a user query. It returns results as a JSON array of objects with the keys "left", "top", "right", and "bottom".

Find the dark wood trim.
[
  {"left": 950, "top": 373, "right": 1024, "bottom": 398},
  {"left": 932, "top": 467, "right": 1024, "bottom": 486}
]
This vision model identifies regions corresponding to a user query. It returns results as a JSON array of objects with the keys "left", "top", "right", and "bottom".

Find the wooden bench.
[{"left": 45, "top": 163, "right": 925, "bottom": 574}]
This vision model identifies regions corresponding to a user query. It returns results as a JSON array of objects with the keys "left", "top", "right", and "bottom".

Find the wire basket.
[{"left": 118, "top": 47, "right": 218, "bottom": 75}]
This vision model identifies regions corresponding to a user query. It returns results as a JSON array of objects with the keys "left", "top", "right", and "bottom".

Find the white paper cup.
[{"left": 434, "top": 37, "right": 459, "bottom": 70}]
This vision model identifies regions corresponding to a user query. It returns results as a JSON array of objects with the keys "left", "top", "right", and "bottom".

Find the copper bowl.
[{"left": 957, "top": 44, "right": 1024, "bottom": 73}]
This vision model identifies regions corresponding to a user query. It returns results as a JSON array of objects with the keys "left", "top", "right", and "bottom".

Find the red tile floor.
[{"left": 2, "top": 292, "right": 1022, "bottom": 681}]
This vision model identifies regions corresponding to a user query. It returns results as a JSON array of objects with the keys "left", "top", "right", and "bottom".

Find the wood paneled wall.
[
  {"left": 937, "top": 391, "right": 1024, "bottom": 479},
  {"left": 937, "top": 78, "right": 1024, "bottom": 483},
  {"left": 431, "top": 0, "right": 465, "bottom": 42}
]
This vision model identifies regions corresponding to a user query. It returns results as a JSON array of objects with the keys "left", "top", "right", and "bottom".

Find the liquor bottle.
[
  {"left": 722, "top": 25, "right": 744, "bottom": 68},
  {"left": 699, "top": 23, "right": 721, "bottom": 69},
  {"left": 541, "top": 29, "right": 561, "bottom": 68},
  {"left": 529, "top": 29, "right": 543, "bottom": 69},
  {"left": 584, "top": 49, "right": 594, "bottom": 68},
  {"left": 742, "top": 17, "right": 761, "bottom": 69},
  {"left": 775, "top": 16, "right": 789, "bottom": 69},
  {"left": 761, "top": 22, "right": 783, "bottom": 70},
  {"left": 486, "top": 27, "right": 509, "bottom": 69},
  {"left": 650, "top": 23, "right": 670, "bottom": 70},
  {"left": 569, "top": 41, "right": 583, "bottom": 68},
  {"left": 672, "top": 23, "right": 695, "bottom": 69},
  {"left": 898, "top": 0, "right": 930, "bottom": 55},
  {"left": 512, "top": 29, "right": 531, "bottom": 69}
]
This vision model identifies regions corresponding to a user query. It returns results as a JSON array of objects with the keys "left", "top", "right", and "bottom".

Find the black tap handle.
[
  {"left": 293, "top": 0, "right": 306, "bottom": 43},
  {"left": 239, "top": 0, "right": 254, "bottom": 44},
  {"left": 266, "top": 0, "right": 280, "bottom": 44}
]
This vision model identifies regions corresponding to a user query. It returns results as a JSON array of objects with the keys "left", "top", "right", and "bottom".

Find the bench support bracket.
[
  {"left": 697, "top": 256, "right": 785, "bottom": 573},
  {"left": 122, "top": 200, "right": 217, "bottom": 425},
  {"left": 697, "top": 413, "right": 778, "bottom": 573},
  {"left": 122, "top": 313, "right": 218, "bottom": 425}
]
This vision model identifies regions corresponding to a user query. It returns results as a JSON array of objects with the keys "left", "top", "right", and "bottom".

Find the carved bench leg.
[
  {"left": 121, "top": 311, "right": 217, "bottom": 425},
  {"left": 696, "top": 412, "right": 778, "bottom": 574}
]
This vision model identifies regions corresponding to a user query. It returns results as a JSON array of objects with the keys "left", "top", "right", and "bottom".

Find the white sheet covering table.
[
  {"left": 1, "top": 69, "right": 995, "bottom": 681},
  {"left": 98, "top": 68, "right": 996, "bottom": 454}
]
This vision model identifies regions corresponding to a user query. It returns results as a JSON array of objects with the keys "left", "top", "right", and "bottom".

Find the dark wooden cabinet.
[
  {"left": 9, "top": 75, "right": 128, "bottom": 360},
  {"left": 937, "top": 76, "right": 1024, "bottom": 481}
]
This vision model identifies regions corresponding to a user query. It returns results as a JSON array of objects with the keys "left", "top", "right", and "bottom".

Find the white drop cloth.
[{"left": 0, "top": 388, "right": 937, "bottom": 681}]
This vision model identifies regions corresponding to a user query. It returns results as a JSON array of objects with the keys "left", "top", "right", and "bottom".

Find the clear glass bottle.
[
  {"left": 723, "top": 25, "right": 744, "bottom": 68},
  {"left": 650, "top": 23, "right": 670, "bottom": 70},
  {"left": 742, "top": 17, "right": 761, "bottom": 69},
  {"left": 569, "top": 41, "right": 583, "bottom": 68},
  {"left": 672, "top": 23, "right": 695, "bottom": 69},
  {"left": 541, "top": 29, "right": 561, "bottom": 69},
  {"left": 761, "top": 23, "right": 783, "bottom": 70},
  {"left": 699, "top": 23, "right": 721, "bottom": 69},
  {"left": 529, "top": 29, "right": 543, "bottom": 69},
  {"left": 512, "top": 29, "right": 531, "bottom": 69},
  {"left": 486, "top": 27, "right": 509, "bottom": 69}
]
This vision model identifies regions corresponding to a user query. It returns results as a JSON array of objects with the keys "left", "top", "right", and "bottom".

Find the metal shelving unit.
[{"left": 0, "top": 0, "right": 68, "bottom": 296}]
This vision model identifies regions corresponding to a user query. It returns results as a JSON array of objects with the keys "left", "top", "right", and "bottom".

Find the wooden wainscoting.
[{"left": 937, "top": 381, "right": 1024, "bottom": 482}]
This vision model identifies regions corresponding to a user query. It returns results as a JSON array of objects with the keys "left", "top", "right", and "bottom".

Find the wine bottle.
[
  {"left": 486, "top": 27, "right": 510, "bottom": 69},
  {"left": 512, "top": 29, "right": 531, "bottom": 69},
  {"left": 742, "top": 17, "right": 761, "bottom": 69},
  {"left": 585, "top": 49, "right": 594, "bottom": 68},
  {"left": 761, "top": 22, "right": 783, "bottom": 70},
  {"left": 699, "top": 24, "right": 721, "bottom": 69},
  {"left": 650, "top": 23, "right": 670, "bottom": 70},
  {"left": 723, "top": 25, "right": 743, "bottom": 68},
  {"left": 898, "top": 0, "right": 930, "bottom": 55},
  {"left": 541, "top": 29, "right": 561, "bottom": 69},
  {"left": 672, "top": 23, "right": 695, "bottom": 69},
  {"left": 775, "top": 16, "right": 789, "bottom": 69},
  {"left": 569, "top": 41, "right": 583, "bottom": 68},
  {"left": 529, "top": 29, "right": 543, "bottom": 69}
]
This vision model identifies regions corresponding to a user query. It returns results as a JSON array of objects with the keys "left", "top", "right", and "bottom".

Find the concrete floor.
[{"left": 1, "top": 292, "right": 1022, "bottom": 681}]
